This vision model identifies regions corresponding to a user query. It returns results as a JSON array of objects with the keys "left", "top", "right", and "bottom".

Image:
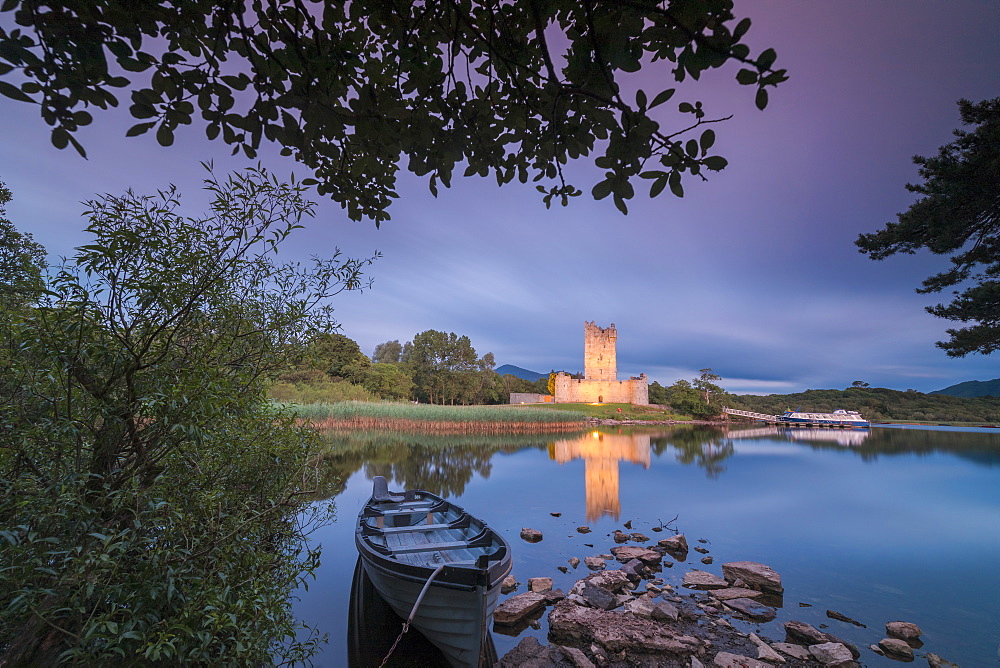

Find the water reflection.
[
  {"left": 550, "top": 431, "right": 651, "bottom": 521},
  {"left": 726, "top": 426, "right": 872, "bottom": 447}
]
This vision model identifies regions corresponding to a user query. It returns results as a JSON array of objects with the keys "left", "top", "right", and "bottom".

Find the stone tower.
[{"left": 584, "top": 321, "right": 617, "bottom": 381}]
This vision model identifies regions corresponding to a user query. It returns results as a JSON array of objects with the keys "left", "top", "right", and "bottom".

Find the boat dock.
[{"left": 722, "top": 407, "right": 868, "bottom": 428}]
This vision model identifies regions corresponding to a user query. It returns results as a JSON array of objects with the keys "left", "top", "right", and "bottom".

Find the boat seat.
[
  {"left": 367, "top": 513, "right": 471, "bottom": 535},
  {"left": 371, "top": 476, "right": 416, "bottom": 503},
  {"left": 388, "top": 540, "right": 487, "bottom": 554}
]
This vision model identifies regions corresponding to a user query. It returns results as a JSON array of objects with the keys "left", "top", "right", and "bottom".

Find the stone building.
[{"left": 553, "top": 322, "right": 649, "bottom": 404}]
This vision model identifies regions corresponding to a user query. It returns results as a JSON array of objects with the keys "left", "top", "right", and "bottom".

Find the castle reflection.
[{"left": 550, "top": 431, "right": 651, "bottom": 522}]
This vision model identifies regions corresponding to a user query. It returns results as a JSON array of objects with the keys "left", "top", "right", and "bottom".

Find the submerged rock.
[
  {"left": 721, "top": 561, "right": 783, "bottom": 594},
  {"left": 826, "top": 609, "right": 866, "bottom": 628},
  {"left": 521, "top": 527, "right": 544, "bottom": 542},
  {"left": 682, "top": 569, "right": 728, "bottom": 590}
]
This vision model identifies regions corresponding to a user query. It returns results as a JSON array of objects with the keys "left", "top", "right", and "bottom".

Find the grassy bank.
[
  {"left": 282, "top": 401, "right": 586, "bottom": 434},
  {"left": 523, "top": 402, "right": 693, "bottom": 421}
]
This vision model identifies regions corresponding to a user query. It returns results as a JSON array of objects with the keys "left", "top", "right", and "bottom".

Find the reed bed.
[{"left": 281, "top": 401, "right": 586, "bottom": 434}]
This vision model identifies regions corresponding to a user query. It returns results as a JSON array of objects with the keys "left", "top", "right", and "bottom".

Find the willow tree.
[{"left": 0, "top": 0, "right": 787, "bottom": 221}]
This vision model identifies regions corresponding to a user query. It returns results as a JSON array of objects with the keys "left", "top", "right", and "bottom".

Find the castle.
[{"left": 553, "top": 322, "right": 649, "bottom": 405}]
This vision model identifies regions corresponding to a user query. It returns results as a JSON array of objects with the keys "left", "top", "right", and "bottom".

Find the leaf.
[
  {"left": 650, "top": 176, "right": 668, "bottom": 198},
  {"left": 700, "top": 129, "right": 716, "bottom": 151},
  {"left": 126, "top": 122, "right": 155, "bottom": 137},
  {"left": 649, "top": 88, "right": 675, "bottom": 109},
  {"left": 703, "top": 156, "right": 728, "bottom": 171},
  {"left": 755, "top": 87, "right": 769, "bottom": 110},
  {"left": 678, "top": 101, "right": 695, "bottom": 114},
  {"left": 736, "top": 69, "right": 758, "bottom": 85},
  {"left": 51, "top": 127, "right": 69, "bottom": 150},
  {"left": 635, "top": 89, "right": 647, "bottom": 110},
  {"left": 592, "top": 178, "right": 613, "bottom": 201},
  {"left": 669, "top": 171, "right": 684, "bottom": 198},
  {"left": 685, "top": 139, "right": 699, "bottom": 157},
  {"left": 757, "top": 48, "right": 777, "bottom": 70},
  {"left": 613, "top": 194, "right": 628, "bottom": 215},
  {"left": 0, "top": 80, "right": 34, "bottom": 103},
  {"left": 733, "top": 17, "right": 752, "bottom": 40},
  {"left": 156, "top": 124, "right": 174, "bottom": 146}
]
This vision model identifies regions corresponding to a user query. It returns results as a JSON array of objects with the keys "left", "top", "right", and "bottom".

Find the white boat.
[{"left": 778, "top": 409, "right": 870, "bottom": 428}]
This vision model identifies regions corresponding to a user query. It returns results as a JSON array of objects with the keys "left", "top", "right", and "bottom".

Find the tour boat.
[
  {"left": 355, "top": 476, "right": 511, "bottom": 667},
  {"left": 778, "top": 409, "right": 870, "bottom": 428}
]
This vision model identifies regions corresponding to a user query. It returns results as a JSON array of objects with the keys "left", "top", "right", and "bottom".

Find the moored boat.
[
  {"left": 355, "top": 476, "right": 511, "bottom": 667},
  {"left": 778, "top": 409, "right": 870, "bottom": 428}
]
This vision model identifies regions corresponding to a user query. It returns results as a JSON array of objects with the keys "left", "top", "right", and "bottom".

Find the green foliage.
[
  {"left": 362, "top": 363, "right": 414, "bottom": 400},
  {"left": 0, "top": 168, "right": 371, "bottom": 664},
  {"left": 403, "top": 330, "right": 495, "bottom": 404},
  {"left": 0, "top": 180, "right": 45, "bottom": 309},
  {"left": 269, "top": 368, "right": 380, "bottom": 404},
  {"left": 0, "top": 1, "right": 786, "bottom": 223},
  {"left": 528, "top": 402, "right": 690, "bottom": 421},
  {"left": 288, "top": 400, "right": 582, "bottom": 424},
  {"left": 728, "top": 386, "right": 1000, "bottom": 424},
  {"left": 648, "top": 380, "right": 669, "bottom": 405},
  {"left": 372, "top": 339, "right": 403, "bottom": 364},
  {"left": 303, "top": 331, "right": 372, "bottom": 381},
  {"left": 857, "top": 97, "right": 1000, "bottom": 356}
]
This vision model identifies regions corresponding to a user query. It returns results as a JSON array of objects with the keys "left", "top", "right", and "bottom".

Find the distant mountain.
[
  {"left": 931, "top": 378, "right": 1000, "bottom": 398},
  {"left": 495, "top": 364, "right": 547, "bottom": 381}
]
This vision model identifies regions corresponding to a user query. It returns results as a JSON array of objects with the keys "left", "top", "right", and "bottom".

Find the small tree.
[
  {"left": 0, "top": 167, "right": 375, "bottom": 664},
  {"left": 694, "top": 368, "right": 724, "bottom": 404}
]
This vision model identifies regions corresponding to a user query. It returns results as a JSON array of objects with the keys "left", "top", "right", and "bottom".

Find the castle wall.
[
  {"left": 509, "top": 393, "right": 552, "bottom": 404},
  {"left": 553, "top": 373, "right": 649, "bottom": 405}
]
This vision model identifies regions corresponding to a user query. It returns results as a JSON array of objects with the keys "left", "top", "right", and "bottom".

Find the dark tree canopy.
[
  {"left": 857, "top": 97, "right": 1000, "bottom": 357},
  {"left": 0, "top": 181, "right": 46, "bottom": 308},
  {"left": 0, "top": 0, "right": 786, "bottom": 223}
]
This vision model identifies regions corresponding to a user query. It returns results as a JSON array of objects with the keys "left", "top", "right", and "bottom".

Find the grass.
[
  {"left": 279, "top": 400, "right": 587, "bottom": 434},
  {"left": 521, "top": 402, "right": 694, "bottom": 421}
]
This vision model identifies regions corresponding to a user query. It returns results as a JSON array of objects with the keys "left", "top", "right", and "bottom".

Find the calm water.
[{"left": 293, "top": 425, "right": 1000, "bottom": 666}]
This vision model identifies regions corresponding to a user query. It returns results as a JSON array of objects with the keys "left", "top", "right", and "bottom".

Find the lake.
[{"left": 292, "top": 424, "right": 1000, "bottom": 666}]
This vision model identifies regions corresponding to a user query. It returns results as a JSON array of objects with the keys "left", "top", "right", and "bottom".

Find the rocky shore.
[{"left": 492, "top": 528, "right": 958, "bottom": 667}]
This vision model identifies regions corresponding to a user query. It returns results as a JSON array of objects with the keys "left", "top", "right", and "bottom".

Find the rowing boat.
[{"left": 355, "top": 476, "right": 511, "bottom": 667}]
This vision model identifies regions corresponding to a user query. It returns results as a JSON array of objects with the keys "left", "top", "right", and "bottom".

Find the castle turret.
[{"left": 584, "top": 321, "right": 617, "bottom": 381}]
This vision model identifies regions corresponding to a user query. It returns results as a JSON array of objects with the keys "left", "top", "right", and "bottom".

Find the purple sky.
[{"left": 3, "top": 1, "right": 999, "bottom": 394}]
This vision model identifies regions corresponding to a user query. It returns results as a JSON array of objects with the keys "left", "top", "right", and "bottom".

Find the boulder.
[
  {"left": 885, "top": 621, "right": 922, "bottom": 640},
  {"left": 808, "top": 642, "right": 854, "bottom": 667},
  {"left": 578, "top": 582, "right": 619, "bottom": 610},
  {"left": 521, "top": 527, "right": 543, "bottom": 543},
  {"left": 583, "top": 556, "right": 606, "bottom": 571},
  {"left": 529, "top": 577, "right": 553, "bottom": 593},
  {"left": 651, "top": 600, "right": 680, "bottom": 623},
  {"left": 926, "top": 652, "right": 960, "bottom": 668},
  {"left": 784, "top": 620, "right": 858, "bottom": 657},
  {"left": 877, "top": 637, "right": 914, "bottom": 660},
  {"left": 548, "top": 599, "right": 703, "bottom": 657},
  {"left": 559, "top": 645, "right": 596, "bottom": 668},
  {"left": 623, "top": 593, "right": 658, "bottom": 618},
  {"left": 620, "top": 559, "right": 645, "bottom": 583},
  {"left": 771, "top": 643, "right": 811, "bottom": 661},
  {"left": 545, "top": 589, "right": 567, "bottom": 604},
  {"left": 501, "top": 575, "right": 519, "bottom": 594},
  {"left": 630, "top": 532, "right": 650, "bottom": 542},
  {"left": 612, "top": 530, "right": 630, "bottom": 543},
  {"left": 710, "top": 587, "right": 763, "bottom": 602},
  {"left": 658, "top": 534, "right": 689, "bottom": 554},
  {"left": 712, "top": 652, "right": 771, "bottom": 668},
  {"left": 721, "top": 561, "right": 783, "bottom": 594},
  {"left": 749, "top": 634, "right": 786, "bottom": 664},
  {"left": 610, "top": 545, "right": 662, "bottom": 565},
  {"left": 723, "top": 597, "right": 776, "bottom": 622},
  {"left": 701, "top": 556, "right": 714, "bottom": 565},
  {"left": 682, "top": 569, "right": 728, "bottom": 590},
  {"left": 694, "top": 546, "right": 710, "bottom": 554},
  {"left": 584, "top": 569, "right": 632, "bottom": 593},
  {"left": 494, "top": 591, "right": 547, "bottom": 626},
  {"left": 498, "top": 636, "right": 549, "bottom": 667}
]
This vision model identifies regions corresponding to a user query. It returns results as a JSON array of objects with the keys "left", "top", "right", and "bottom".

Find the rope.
[{"left": 379, "top": 563, "right": 447, "bottom": 668}]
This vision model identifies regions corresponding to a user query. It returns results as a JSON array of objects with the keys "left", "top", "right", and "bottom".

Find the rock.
[
  {"left": 521, "top": 527, "right": 543, "bottom": 542},
  {"left": 645, "top": 583, "right": 662, "bottom": 594},
  {"left": 558, "top": 566, "right": 569, "bottom": 574},
  {"left": 723, "top": 597, "right": 776, "bottom": 622},
  {"left": 710, "top": 587, "right": 763, "bottom": 602},
  {"left": 551, "top": 512, "right": 562, "bottom": 517},
  {"left": 826, "top": 610, "right": 866, "bottom": 628},
  {"left": 494, "top": 592, "right": 547, "bottom": 626},
  {"left": 584, "top": 569, "right": 631, "bottom": 593},
  {"left": 712, "top": 652, "right": 771, "bottom": 668},
  {"left": 583, "top": 556, "right": 606, "bottom": 571},
  {"left": 623, "top": 593, "right": 658, "bottom": 618},
  {"left": 545, "top": 589, "right": 567, "bottom": 604},
  {"left": 498, "top": 636, "right": 550, "bottom": 667},
  {"left": 691, "top": 658, "right": 705, "bottom": 668},
  {"left": 620, "top": 559, "right": 645, "bottom": 582},
  {"left": 749, "top": 634, "right": 786, "bottom": 664},
  {"left": 784, "top": 621, "right": 859, "bottom": 659},
  {"left": 658, "top": 534, "right": 689, "bottom": 553},
  {"left": 548, "top": 599, "right": 703, "bottom": 658},
  {"left": 529, "top": 577, "right": 553, "bottom": 593},
  {"left": 694, "top": 546, "right": 710, "bottom": 554},
  {"left": 558, "top": 645, "right": 596, "bottom": 668},
  {"left": 701, "top": 556, "right": 714, "bottom": 565},
  {"left": 610, "top": 545, "right": 662, "bottom": 565},
  {"left": 808, "top": 642, "right": 854, "bottom": 666},
  {"left": 682, "top": 569, "right": 728, "bottom": 590},
  {"left": 501, "top": 575, "right": 519, "bottom": 594},
  {"left": 652, "top": 600, "right": 680, "bottom": 622},
  {"left": 612, "top": 530, "right": 630, "bottom": 543},
  {"left": 771, "top": 643, "right": 811, "bottom": 661},
  {"left": 630, "top": 532, "right": 650, "bottom": 542},
  {"left": 721, "top": 561, "right": 783, "bottom": 594},
  {"left": 926, "top": 652, "right": 960, "bottom": 668},
  {"left": 579, "top": 582, "right": 619, "bottom": 610},
  {"left": 568, "top": 557, "right": 580, "bottom": 569},
  {"left": 886, "top": 621, "right": 922, "bottom": 640},
  {"left": 577, "top": 526, "right": 592, "bottom": 534},
  {"left": 878, "top": 637, "right": 914, "bottom": 660}
]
